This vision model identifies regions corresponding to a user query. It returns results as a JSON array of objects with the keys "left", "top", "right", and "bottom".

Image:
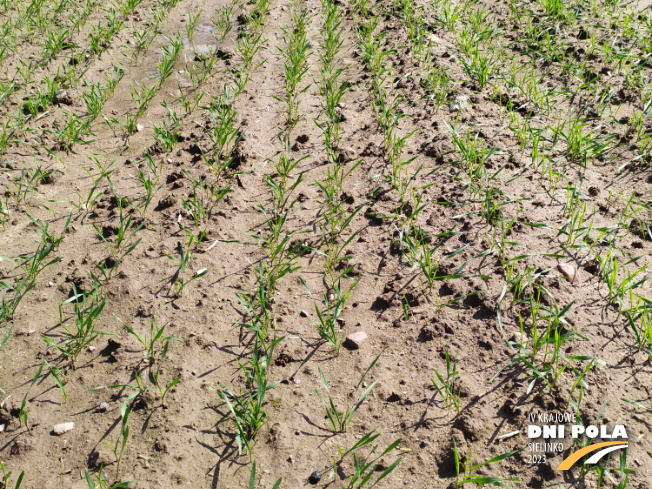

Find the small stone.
[
  {"left": 308, "top": 471, "right": 321, "bottom": 484},
  {"left": 136, "top": 123, "right": 144, "bottom": 132},
  {"left": 98, "top": 402, "right": 108, "bottom": 412},
  {"left": 557, "top": 263, "right": 578, "bottom": 284},
  {"left": 449, "top": 95, "right": 469, "bottom": 112},
  {"left": 53, "top": 422, "right": 74, "bottom": 435},
  {"left": 47, "top": 281, "right": 54, "bottom": 287},
  {"left": 420, "top": 440, "right": 430, "bottom": 448},
  {"left": 88, "top": 345, "right": 96, "bottom": 351},
  {"left": 344, "top": 331, "right": 368, "bottom": 349},
  {"left": 53, "top": 91, "right": 73, "bottom": 106},
  {"left": 299, "top": 310, "right": 309, "bottom": 318}
]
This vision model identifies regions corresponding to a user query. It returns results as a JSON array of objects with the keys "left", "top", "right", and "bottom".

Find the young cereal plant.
[
  {"left": 26, "top": 212, "right": 71, "bottom": 250},
  {"left": 247, "top": 461, "right": 282, "bottom": 489},
  {"left": 0, "top": 462, "right": 24, "bottom": 489},
  {"left": 111, "top": 314, "right": 185, "bottom": 405},
  {"left": 212, "top": 4, "right": 234, "bottom": 44},
  {"left": 42, "top": 286, "right": 107, "bottom": 368},
  {"left": 116, "top": 314, "right": 178, "bottom": 359},
  {"left": 214, "top": 334, "right": 283, "bottom": 455},
  {"left": 153, "top": 103, "right": 181, "bottom": 152},
  {"left": 181, "top": 170, "right": 230, "bottom": 226},
  {"left": 453, "top": 435, "right": 523, "bottom": 488},
  {"left": 624, "top": 296, "right": 652, "bottom": 358},
  {"left": 101, "top": 403, "right": 132, "bottom": 482},
  {"left": 164, "top": 230, "right": 210, "bottom": 297},
  {"left": 301, "top": 277, "right": 359, "bottom": 352},
  {"left": 493, "top": 288, "right": 596, "bottom": 395},
  {"left": 7, "top": 162, "right": 50, "bottom": 205},
  {"left": 275, "top": 8, "right": 313, "bottom": 146},
  {"left": 16, "top": 362, "right": 65, "bottom": 428},
  {"left": 92, "top": 195, "right": 144, "bottom": 258},
  {"left": 447, "top": 124, "right": 501, "bottom": 197},
  {"left": 1, "top": 230, "right": 62, "bottom": 323},
  {"left": 316, "top": 366, "right": 377, "bottom": 433},
  {"left": 130, "top": 160, "right": 162, "bottom": 215},
  {"left": 0, "top": 273, "right": 36, "bottom": 325},
  {"left": 206, "top": 90, "right": 242, "bottom": 167},
  {"left": 150, "top": 337, "right": 182, "bottom": 405},
  {"left": 185, "top": 11, "right": 202, "bottom": 45},
  {"left": 431, "top": 347, "right": 461, "bottom": 413},
  {"left": 460, "top": 47, "right": 497, "bottom": 90},
  {"left": 336, "top": 430, "right": 403, "bottom": 489},
  {"left": 84, "top": 466, "right": 135, "bottom": 489},
  {"left": 419, "top": 54, "right": 449, "bottom": 109}
]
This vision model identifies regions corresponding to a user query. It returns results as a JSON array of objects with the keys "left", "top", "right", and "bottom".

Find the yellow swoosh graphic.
[{"left": 556, "top": 441, "right": 628, "bottom": 470}]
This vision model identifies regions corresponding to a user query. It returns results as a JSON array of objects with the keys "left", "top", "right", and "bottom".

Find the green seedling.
[
  {"left": 164, "top": 231, "right": 210, "bottom": 297},
  {"left": 181, "top": 170, "right": 230, "bottom": 226},
  {"left": 150, "top": 337, "right": 182, "bottom": 406},
  {"left": 0, "top": 274, "right": 36, "bottom": 324},
  {"left": 1, "top": 229, "right": 61, "bottom": 323},
  {"left": 316, "top": 366, "right": 376, "bottom": 432},
  {"left": 131, "top": 161, "right": 162, "bottom": 215},
  {"left": 84, "top": 466, "right": 135, "bottom": 489},
  {"left": 185, "top": 11, "right": 201, "bottom": 44},
  {"left": 248, "top": 461, "right": 282, "bottom": 489},
  {"left": 6, "top": 163, "right": 50, "bottom": 205},
  {"left": 248, "top": 210, "right": 304, "bottom": 296},
  {"left": 102, "top": 403, "right": 132, "bottom": 481},
  {"left": 118, "top": 315, "right": 177, "bottom": 359},
  {"left": 336, "top": 430, "right": 403, "bottom": 489},
  {"left": 301, "top": 278, "right": 358, "bottom": 352},
  {"left": 18, "top": 362, "right": 44, "bottom": 429},
  {"left": 0, "top": 461, "right": 24, "bottom": 489},
  {"left": 236, "top": 263, "right": 276, "bottom": 342},
  {"left": 460, "top": 48, "right": 497, "bottom": 89},
  {"left": 215, "top": 334, "right": 283, "bottom": 455},
  {"left": 91, "top": 368, "right": 151, "bottom": 414},
  {"left": 26, "top": 213, "right": 70, "bottom": 249},
  {"left": 93, "top": 195, "right": 143, "bottom": 257},
  {"left": 431, "top": 347, "right": 461, "bottom": 413},
  {"left": 42, "top": 286, "right": 107, "bottom": 368},
  {"left": 453, "top": 435, "right": 523, "bottom": 487},
  {"left": 493, "top": 288, "right": 596, "bottom": 395},
  {"left": 206, "top": 90, "right": 242, "bottom": 165},
  {"left": 153, "top": 104, "right": 181, "bottom": 152},
  {"left": 157, "top": 42, "right": 181, "bottom": 84}
]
